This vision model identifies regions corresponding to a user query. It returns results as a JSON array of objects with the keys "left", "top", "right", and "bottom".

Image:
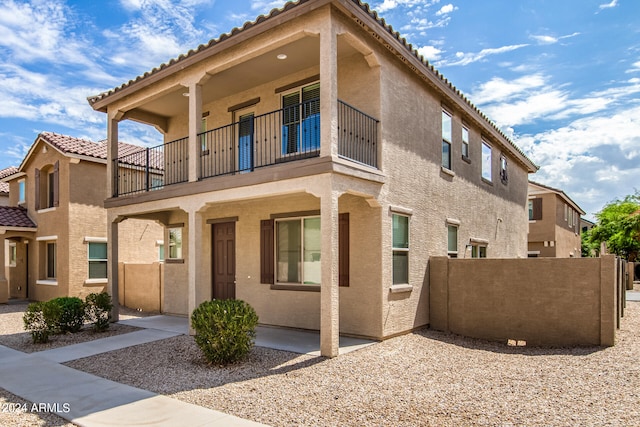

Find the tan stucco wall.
[
  {"left": 118, "top": 262, "right": 163, "bottom": 312},
  {"left": 528, "top": 193, "right": 582, "bottom": 257},
  {"left": 430, "top": 255, "right": 618, "bottom": 346}
]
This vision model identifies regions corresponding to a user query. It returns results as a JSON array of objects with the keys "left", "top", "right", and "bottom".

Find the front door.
[{"left": 212, "top": 222, "right": 236, "bottom": 300}]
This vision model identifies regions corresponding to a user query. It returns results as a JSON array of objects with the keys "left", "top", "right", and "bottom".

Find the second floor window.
[
  {"left": 18, "top": 179, "right": 25, "bottom": 204},
  {"left": 35, "top": 162, "right": 59, "bottom": 210},
  {"left": 482, "top": 141, "right": 492, "bottom": 182},
  {"left": 462, "top": 126, "right": 469, "bottom": 159},
  {"left": 442, "top": 110, "right": 452, "bottom": 170},
  {"left": 282, "top": 82, "right": 320, "bottom": 155}
]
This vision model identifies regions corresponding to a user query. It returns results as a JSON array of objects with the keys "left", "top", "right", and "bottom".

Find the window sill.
[
  {"left": 390, "top": 284, "right": 413, "bottom": 293},
  {"left": 165, "top": 258, "right": 185, "bottom": 264},
  {"left": 84, "top": 279, "right": 108, "bottom": 285},
  {"left": 461, "top": 155, "right": 471, "bottom": 164},
  {"left": 481, "top": 177, "right": 493, "bottom": 186},
  {"left": 36, "top": 280, "right": 58, "bottom": 286},
  {"left": 440, "top": 166, "right": 455, "bottom": 177},
  {"left": 270, "top": 284, "right": 321, "bottom": 292}
]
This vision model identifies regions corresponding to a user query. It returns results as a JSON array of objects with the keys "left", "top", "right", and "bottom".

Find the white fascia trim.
[
  {"left": 389, "top": 206, "right": 413, "bottom": 216},
  {"left": 446, "top": 218, "right": 461, "bottom": 226},
  {"left": 36, "top": 235, "right": 58, "bottom": 241},
  {"left": 36, "top": 280, "right": 58, "bottom": 286},
  {"left": 470, "top": 237, "right": 489, "bottom": 245},
  {"left": 84, "top": 237, "right": 108, "bottom": 243}
]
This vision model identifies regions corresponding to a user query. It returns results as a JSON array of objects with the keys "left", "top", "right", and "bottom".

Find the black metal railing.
[
  {"left": 338, "top": 100, "right": 378, "bottom": 168},
  {"left": 112, "top": 99, "right": 379, "bottom": 196},
  {"left": 113, "top": 137, "right": 188, "bottom": 197},
  {"left": 199, "top": 99, "right": 321, "bottom": 179}
]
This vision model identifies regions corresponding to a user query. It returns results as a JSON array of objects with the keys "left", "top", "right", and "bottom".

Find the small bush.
[
  {"left": 85, "top": 292, "right": 113, "bottom": 332},
  {"left": 23, "top": 301, "right": 60, "bottom": 343},
  {"left": 191, "top": 299, "right": 259, "bottom": 365},
  {"left": 49, "top": 297, "right": 85, "bottom": 334}
]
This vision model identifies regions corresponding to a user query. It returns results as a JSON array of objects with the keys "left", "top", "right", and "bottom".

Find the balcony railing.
[{"left": 113, "top": 99, "right": 378, "bottom": 197}]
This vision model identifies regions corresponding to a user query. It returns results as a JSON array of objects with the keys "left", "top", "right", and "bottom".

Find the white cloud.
[
  {"left": 470, "top": 74, "right": 546, "bottom": 105},
  {"left": 530, "top": 32, "right": 580, "bottom": 45},
  {"left": 627, "top": 60, "right": 640, "bottom": 73},
  {"left": 417, "top": 45, "right": 443, "bottom": 61},
  {"left": 441, "top": 44, "right": 529, "bottom": 67},
  {"left": 598, "top": 0, "right": 619, "bottom": 10},
  {"left": 435, "top": 4, "right": 457, "bottom": 16},
  {"left": 374, "top": 0, "right": 439, "bottom": 13},
  {"left": 250, "top": 0, "right": 285, "bottom": 13}
]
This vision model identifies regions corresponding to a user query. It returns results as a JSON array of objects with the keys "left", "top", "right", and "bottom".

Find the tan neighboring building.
[
  {"left": 0, "top": 167, "right": 18, "bottom": 207},
  {"left": 527, "top": 181, "right": 585, "bottom": 258},
  {"left": 0, "top": 132, "right": 162, "bottom": 303},
  {"left": 88, "top": 0, "right": 538, "bottom": 356}
]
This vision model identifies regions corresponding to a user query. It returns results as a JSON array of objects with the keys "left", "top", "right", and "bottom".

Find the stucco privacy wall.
[
  {"left": 430, "top": 255, "right": 618, "bottom": 346},
  {"left": 118, "top": 263, "right": 163, "bottom": 312}
]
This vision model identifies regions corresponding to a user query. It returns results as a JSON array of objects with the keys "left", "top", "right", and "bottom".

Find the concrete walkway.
[{"left": 0, "top": 315, "right": 375, "bottom": 426}]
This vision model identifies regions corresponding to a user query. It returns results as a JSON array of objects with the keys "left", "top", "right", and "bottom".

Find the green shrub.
[
  {"left": 191, "top": 299, "right": 259, "bottom": 365},
  {"left": 84, "top": 292, "right": 113, "bottom": 332},
  {"left": 23, "top": 301, "right": 60, "bottom": 343},
  {"left": 49, "top": 297, "right": 85, "bottom": 333}
]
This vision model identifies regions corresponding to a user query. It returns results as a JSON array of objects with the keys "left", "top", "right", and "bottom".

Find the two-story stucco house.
[
  {"left": 0, "top": 132, "right": 162, "bottom": 303},
  {"left": 527, "top": 181, "right": 585, "bottom": 258},
  {"left": 88, "top": 0, "right": 537, "bottom": 356}
]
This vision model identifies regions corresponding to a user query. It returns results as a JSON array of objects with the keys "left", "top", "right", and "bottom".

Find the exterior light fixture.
[{"left": 277, "top": 54, "right": 288, "bottom": 60}]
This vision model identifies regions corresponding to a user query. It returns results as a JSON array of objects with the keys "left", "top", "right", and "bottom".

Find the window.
[
  {"left": 168, "top": 227, "right": 182, "bottom": 259},
  {"left": 18, "top": 179, "right": 25, "bottom": 204},
  {"left": 500, "top": 155, "right": 508, "bottom": 183},
  {"left": 35, "top": 162, "right": 59, "bottom": 210},
  {"left": 441, "top": 110, "right": 452, "bottom": 170},
  {"left": 282, "top": 82, "right": 320, "bottom": 155},
  {"left": 392, "top": 214, "right": 409, "bottom": 284},
  {"left": 471, "top": 245, "right": 487, "bottom": 258},
  {"left": 46, "top": 242, "right": 56, "bottom": 279},
  {"left": 8, "top": 242, "right": 17, "bottom": 267},
  {"left": 461, "top": 126, "right": 469, "bottom": 159},
  {"left": 157, "top": 241, "right": 165, "bottom": 262},
  {"left": 529, "top": 198, "right": 542, "bottom": 220},
  {"left": 274, "top": 217, "right": 321, "bottom": 285},
  {"left": 447, "top": 225, "right": 458, "bottom": 258},
  {"left": 481, "top": 141, "right": 492, "bottom": 181},
  {"left": 88, "top": 242, "right": 107, "bottom": 279}
]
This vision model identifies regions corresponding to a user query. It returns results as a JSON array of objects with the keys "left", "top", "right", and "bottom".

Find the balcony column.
[
  {"left": 320, "top": 179, "right": 340, "bottom": 357},
  {"left": 186, "top": 204, "right": 205, "bottom": 334},
  {"left": 186, "top": 81, "right": 203, "bottom": 182},
  {"left": 319, "top": 11, "right": 338, "bottom": 159},
  {"left": 108, "top": 215, "right": 122, "bottom": 322},
  {"left": 106, "top": 109, "right": 123, "bottom": 198}
]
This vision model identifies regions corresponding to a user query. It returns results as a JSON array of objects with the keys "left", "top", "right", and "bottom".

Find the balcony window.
[{"left": 282, "top": 82, "right": 320, "bottom": 155}]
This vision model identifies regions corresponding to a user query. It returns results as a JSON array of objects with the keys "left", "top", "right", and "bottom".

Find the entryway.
[{"left": 212, "top": 222, "right": 236, "bottom": 300}]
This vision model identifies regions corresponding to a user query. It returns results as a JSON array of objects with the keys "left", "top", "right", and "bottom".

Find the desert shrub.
[
  {"left": 84, "top": 292, "right": 113, "bottom": 332},
  {"left": 49, "top": 297, "right": 85, "bottom": 333},
  {"left": 191, "top": 299, "right": 259, "bottom": 365},
  {"left": 23, "top": 301, "right": 60, "bottom": 343}
]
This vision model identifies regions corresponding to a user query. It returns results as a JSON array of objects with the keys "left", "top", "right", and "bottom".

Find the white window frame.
[
  {"left": 461, "top": 125, "right": 469, "bottom": 159},
  {"left": 36, "top": 235, "right": 58, "bottom": 285},
  {"left": 18, "top": 179, "right": 25, "bottom": 204},
  {"left": 168, "top": 227, "right": 183, "bottom": 260},
  {"left": 441, "top": 110, "right": 452, "bottom": 170},
  {"left": 7, "top": 241, "right": 17, "bottom": 267},
  {"left": 392, "top": 213, "right": 410, "bottom": 285},
  {"left": 281, "top": 81, "right": 321, "bottom": 157},
  {"left": 274, "top": 215, "right": 321, "bottom": 286},
  {"left": 481, "top": 141, "right": 492, "bottom": 182},
  {"left": 447, "top": 225, "right": 458, "bottom": 258},
  {"left": 500, "top": 154, "right": 508, "bottom": 183},
  {"left": 156, "top": 240, "right": 165, "bottom": 262},
  {"left": 85, "top": 237, "right": 108, "bottom": 283}
]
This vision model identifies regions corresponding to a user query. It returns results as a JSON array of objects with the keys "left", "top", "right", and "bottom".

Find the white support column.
[
  {"left": 0, "top": 235, "right": 8, "bottom": 303},
  {"left": 187, "top": 206, "right": 204, "bottom": 334},
  {"left": 108, "top": 217, "right": 120, "bottom": 321},
  {"left": 319, "top": 11, "right": 339, "bottom": 159},
  {"left": 106, "top": 110, "right": 122, "bottom": 198},
  {"left": 320, "top": 182, "right": 340, "bottom": 357},
  {"left": 187, "top": 82, "right": 203, "bottom": 182}
]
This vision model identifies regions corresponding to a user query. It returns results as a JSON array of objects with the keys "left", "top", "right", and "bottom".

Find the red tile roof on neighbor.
[
  {"left": 0, "top": 206, "right": 36, "bottom": 229},
  {"left": 38, "top": 132, "right": 145, "bottom": 160},
  {"left": 0, "top": 167, "right": 19, "bottom": 194}
]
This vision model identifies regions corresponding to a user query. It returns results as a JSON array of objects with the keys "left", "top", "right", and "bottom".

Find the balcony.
[{"left": 113, "top": 100, "right": 379, "bottom": 197}]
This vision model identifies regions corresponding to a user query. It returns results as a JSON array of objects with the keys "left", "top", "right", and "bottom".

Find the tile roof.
[
  {"left": 0, "top": 206, "right": 36, "bottom": 229},
  {"left": 38, "top": 132, "right": 144, "bottom": 160},
  {"left": 0, "top": 167, "right": 18, "bottom": 194},
  {"left": 85, "top": 0, "right": 537, "bottom": 170}
]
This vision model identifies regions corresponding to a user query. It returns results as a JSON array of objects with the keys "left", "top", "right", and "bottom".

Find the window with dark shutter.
[
  {"left": 34, "top": 168, "right": 40, "bottom": 211},
  {"left": 339, "top": 213, "right": 349, "bottom": 287},
  {"left": 260, "top": 219, "right": 274, "bottom": 284},
  {"left": 53, "top": 161, "right": 59, "bottom": 207},
  {"left": 532, "top": 198, "right": 543, "bottom": 220}
]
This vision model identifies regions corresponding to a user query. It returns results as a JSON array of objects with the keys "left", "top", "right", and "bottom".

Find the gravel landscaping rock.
[{"left": 63, "top": 302, "right": 640, "bottom": 427}]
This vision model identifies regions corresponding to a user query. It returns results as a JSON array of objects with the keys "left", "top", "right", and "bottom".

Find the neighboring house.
[
  {"left": 527, "top": 181, "right": 585, "bottom": 258},
  {"left": 0, "top": 167, "right": 18, "bottom": 207},
  {"left": 0, "top": 132, "right": 162, "bottom": 303},
  {"left": 88, "top": 0, "right": 537, "bottom": 356}
]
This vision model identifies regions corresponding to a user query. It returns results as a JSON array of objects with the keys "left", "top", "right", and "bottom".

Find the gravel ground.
[
  {"left": 64, "top": 301, "right": 640, "bottom": 427},
  {"left": 0, "top": 301, "right": 148, "bottom": 353},
  {"left": 2, "top": 299, "right": 639, "bottom": 426}
]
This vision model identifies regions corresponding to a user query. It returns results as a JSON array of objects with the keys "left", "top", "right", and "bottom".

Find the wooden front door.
[{"left": 212, "top": 222, "right": 236, "bottom": 300}]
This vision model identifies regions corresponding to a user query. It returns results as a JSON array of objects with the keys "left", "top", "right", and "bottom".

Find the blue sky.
[{"left": 0, "top": 0, "right": 638, "bottom": 219}]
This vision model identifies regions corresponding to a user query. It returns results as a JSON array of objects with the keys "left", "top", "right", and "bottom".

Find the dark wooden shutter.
[
  {"left": 260, "top": 219, "right": 274, "bottom": 284},
  {"left": 532, "top": 198, "right": 542, "bottom": 220},
  {"left": 34, "top": 168, "right": 40, "bottom": 211},
  {"left": 339, "top": 213, "right": 349, "bottom": 287},
  {"left": 53, "top": 161, "right": 59, "bottom": 207}
]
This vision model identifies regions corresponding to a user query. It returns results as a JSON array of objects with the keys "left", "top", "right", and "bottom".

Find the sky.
[{"left": 0, "top": 0, "right": 638, "bottom": 220}]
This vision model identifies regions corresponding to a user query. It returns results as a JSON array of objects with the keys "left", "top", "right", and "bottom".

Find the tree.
[{"left": 588, "top": 192, "right": 640, "bottom": 261}]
